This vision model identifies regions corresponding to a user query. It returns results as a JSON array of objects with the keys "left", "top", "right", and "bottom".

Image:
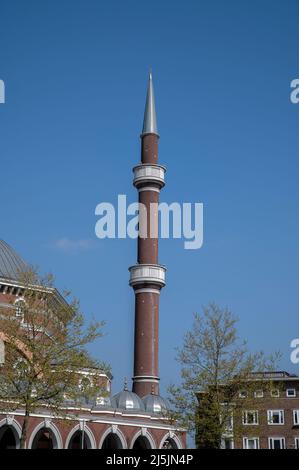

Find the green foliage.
[
  {"left": 168, "top": 303, "right": 281, "bottom": 448},
  {"left": 0, "top": 268, "right": 108, "bottom": 447}
]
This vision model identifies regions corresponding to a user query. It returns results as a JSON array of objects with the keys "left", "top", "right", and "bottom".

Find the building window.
[
  {"left": 239, "top": 390, "right": 247, "bottom": 399},
  {"left": 286, "top": 389, "right": 296, "bottom": 398},
  {"left": 267, "top": 410, "right": 284, "bottom": 425},
  {"left": 14, "top": 298, "right": 26, "bottom": 318},
  {"left": 271, "top": 389, "right": 280, "bottom": 398},
  {"left": 221, "top": 438, "right": 234, "bottom": 449},
  {"left": 293, "top": 410, "right": 299, "bottom": 425},
  {"left": 243, "top": 410, "right": 259, "bottom": 425},
  {"left": 254, "top": 390, "right": 264, "bottom": 398},
  {"left": 295, "top": 438, "right": 299, "bottom": 449},
  {"left": 221, "top": 410, "right": 233, "bottom": 432},
  {"left": 243, "top": 437, "right": 259, "bottom": 449},
  {"left": 268, "top": 437, "right": 285, "bottom": 449}
]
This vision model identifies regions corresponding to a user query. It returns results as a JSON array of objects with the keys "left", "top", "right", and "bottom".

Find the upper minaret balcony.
[
  {"left": 129, "top": 264, "right": 166, "bottom": 289},
  {"left": 133, "top": 163, "right": 166, "bottom": 190}
]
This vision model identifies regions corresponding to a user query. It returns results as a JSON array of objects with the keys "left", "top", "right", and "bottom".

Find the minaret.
[{"left": 129, "top": 73, "right": 166, "bottom": 397}]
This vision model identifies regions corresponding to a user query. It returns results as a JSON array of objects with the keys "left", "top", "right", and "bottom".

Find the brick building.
[
  {"left": 0, "top": 73, "right": 186, "bottom": 450},
  {"left": 222, "top": 371, "right": 299, "bottom": 449}
]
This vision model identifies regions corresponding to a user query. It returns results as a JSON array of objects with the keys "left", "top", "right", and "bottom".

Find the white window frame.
[
  {"left": 293, "top": 410, "right": 299, "bottom": 425},
  {"left": 14, "top": 298, "right": 26, "bottom": 318},
  {"left": 268, "top": 437, "right": 285, "bottom": 449},
  {"left": 267, "top": 410, "right": 284, "bottom": 425},
  {"left": 254, "top": 390, "right": 264, "bottom": 398},
  {"left": 271, "top": 389, "right": 280, "bottom": 398},
  {"left": 220, "top": 409, "right": 233, "bottom": 432},
  {"left": 239, "top": 390, "right": 247, "bottom": 399},
  {"left": 221, "top": 438, "right": 234, "bottom": 449},
  {"left": 286, "top": 388, "right": 296, "bottom": 398},
  {"left": 294, "top": 437, "right": 299, "bottom": 449},
  {"left": 243, "top": 437, "right": 260, "bottom": 449},
  {"left": 242, "top": 410, "right": 259, "bottom": 425}
]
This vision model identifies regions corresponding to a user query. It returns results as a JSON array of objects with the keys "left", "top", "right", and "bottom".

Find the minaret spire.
[
  {"left": 141, "top": 71, "right": 159, "bottom": 137},
  {"left": 129, "top": 72, "right": 166, "bottom": 397}
]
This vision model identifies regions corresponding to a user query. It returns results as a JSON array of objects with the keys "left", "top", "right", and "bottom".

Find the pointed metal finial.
[
  {"left": 141, "top": 71, "right": 159, "bottom": 137},
  {"left": 124, "top": 377, "right": 128, "bottom": 391}
]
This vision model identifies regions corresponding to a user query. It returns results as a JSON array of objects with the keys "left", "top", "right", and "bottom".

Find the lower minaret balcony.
[
  {"left": 129, "top": 264, "right": 166, "bottom": 289},
  {"left": 133, "top": 164, "right": 166, "bottom": 189}
]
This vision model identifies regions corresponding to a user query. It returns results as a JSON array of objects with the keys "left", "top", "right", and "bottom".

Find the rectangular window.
[
  {"left": 254, "top": 390, "right": 264, "bottom": 398},
  {"left": 222, "top": 438, "right": 234, "bottom": 449},
  {"left": 271, "top": 389, "right": 280, "bottom": 398},
  {"left": 220, "top": 410, "right": 233, "bottom": 432},
  {"left": 243, "top": 437, "right": 259, "bottom": 449},
  {"left": 268, "top": 437, "right": 285, "bottom": 449},
  {"left": 286, "top": 388, "right": 296, "bottom": 398},
  {"left": 267, "top": 410, "right": 284, "bottom": 425},
  {"left": 293, "top": 410, "right": 299, "bottom": 425},
  {"left": 243, "top": 410, "right": 259, "bottom": 425},
  {"left": 239, "top": 390, "right": 247, "bottom": 399},
  {"left": 295, "top": 438, "right": 299, "bottom": 449}
]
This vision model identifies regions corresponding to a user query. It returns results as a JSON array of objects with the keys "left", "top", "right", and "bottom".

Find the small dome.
[
  {"left": 111, "top": 390, "right": 145, "bottom": 411},
  {"left": 0, "top": 240, "right": 28, "bottom": 281},
  {"left": 143, "top": 394, "right": 170, "bottom": 414}
]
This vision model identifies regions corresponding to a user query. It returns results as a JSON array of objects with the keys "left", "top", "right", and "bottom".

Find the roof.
[
  {"left": 141, "top": 72, "right": 159, "bottom": 136},
  {"left": 111, "top": 389, "right": 145, "bottom": 411},
  {"left": 0, "top": 240, "right": 28, "bottom": 281}
]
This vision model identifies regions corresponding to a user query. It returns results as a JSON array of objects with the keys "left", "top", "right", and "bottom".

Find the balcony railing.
[
  {"left": 129, "top": 264, "right": 166, "bottom": 288},
  {"left": 133, "top": 164, "right": 166, "bottom": 189}
]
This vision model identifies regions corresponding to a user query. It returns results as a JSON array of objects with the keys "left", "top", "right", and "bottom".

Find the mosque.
[{"left": 0, "top": 74, "right": 186, "bottom": 449}]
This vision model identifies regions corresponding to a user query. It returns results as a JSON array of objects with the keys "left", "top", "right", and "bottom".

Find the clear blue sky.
[{"left": 1, "top": 0, "right": 299, "bottom": 397}]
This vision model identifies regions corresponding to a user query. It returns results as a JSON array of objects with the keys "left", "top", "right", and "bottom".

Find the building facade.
[
  {"left": 0, "top": 74, "right": 186, "bottom": 449},
  {"left": 223, "top": 372, "right": 299, "bottom": 449}
]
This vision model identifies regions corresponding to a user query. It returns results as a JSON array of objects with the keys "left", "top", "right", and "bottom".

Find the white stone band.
[
  {"left": 134, "top": 288, "right": 161, "bottom": 295},
  {"left": 133, "top": 376, "right": 160, "bottom": 383},
  {"left": 138, "top": 186, "right": 160, "bottom": 193}
]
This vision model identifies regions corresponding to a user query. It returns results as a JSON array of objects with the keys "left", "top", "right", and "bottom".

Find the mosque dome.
[
  {"left": 143, "top": 393, "right": 170, "bottom": 414},
  {"left": 111, "top": 381, "right": 145, "bottom": 411},
  {"left": 0, "top": 240, "right": 28, "bottom": 281}
]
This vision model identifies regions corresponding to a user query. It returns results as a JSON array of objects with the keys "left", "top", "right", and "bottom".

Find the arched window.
[
  {"left": 67, "top": 430, "right": 92, "bottom": 449},
  {"left": 162, "top": 437, "right": 178, "bottom": 449},
  {"left": 101, "top": 433, "right": 123, "bottom": 449},
  {"left": 133, "top": 435, "right": 152, "bottom": 449},
  {"left": 31, "top": 428, "right": 57, "bottom": 449},
  {"left": 0, "top": 425, "right": 18, "bottom": 449}
]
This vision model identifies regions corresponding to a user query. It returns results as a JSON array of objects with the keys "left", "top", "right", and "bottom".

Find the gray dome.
[
  {"left": 111, "top": 389, "right": 145, "bottom": 411},
  {"left": 143, "top": 394, "right": 170, "bottom": 414},
  {"left": 0, "top": 240, "right": 28, "bottom": 281}
]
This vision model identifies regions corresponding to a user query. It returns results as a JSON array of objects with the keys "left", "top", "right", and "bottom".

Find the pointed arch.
[
  {"left": 159, "top": 431, "right": 182, "bottom": 449},
  {"left": 130, "top": 428, "right": 156, "bottom": 449},
  {"left": 99, "top": 426, "right": 127, "bottom": 449},
  {"left": 28, "top": 420, "right": 63, "bottom": 449},
  {"left": 0, "top": 417, "right": 22, "bottom": 449},
  {"left": 65, "top": 423, "right": 96, "bottom": 449}
]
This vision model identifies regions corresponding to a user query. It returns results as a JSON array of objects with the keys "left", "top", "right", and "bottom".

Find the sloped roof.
[{"left": 0, "top": 239, "right": 28, "bottom": 281}]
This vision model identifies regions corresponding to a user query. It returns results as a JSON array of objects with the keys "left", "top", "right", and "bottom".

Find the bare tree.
[{"left": 168, "top": 303, "right": 280, "bottom": 448}]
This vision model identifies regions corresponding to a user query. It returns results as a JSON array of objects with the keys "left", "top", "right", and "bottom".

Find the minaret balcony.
[
  {"left": 133, "top": 164, "right": 166, "bottom": 189},
  {"left": 129, "top": 264, "right": 166, "bottom": 288}
]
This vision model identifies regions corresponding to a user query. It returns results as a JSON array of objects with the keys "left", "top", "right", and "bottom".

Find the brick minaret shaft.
[{"left": 129, "top": 73, "right": 166, "bottom": 397}]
